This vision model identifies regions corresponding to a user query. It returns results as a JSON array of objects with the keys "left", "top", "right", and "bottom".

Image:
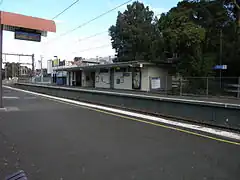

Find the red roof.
[{"left": 1, "top": 11, "right": 56, "bottom": 33}]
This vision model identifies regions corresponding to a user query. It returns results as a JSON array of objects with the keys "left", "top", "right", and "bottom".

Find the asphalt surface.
[{"left": 0, "top": 87, "right": 239, "bottom": 180}]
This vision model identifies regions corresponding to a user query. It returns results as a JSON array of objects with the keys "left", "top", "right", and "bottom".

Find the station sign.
[
  {"left": 213, "top": 65, "right": 227, "bottom": 70},
  {"left": 14, "top": 30, "right": 41, "bottom": 42}
]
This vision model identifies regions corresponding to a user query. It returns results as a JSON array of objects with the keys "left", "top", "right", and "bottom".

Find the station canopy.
[{"left": 1, "top": 11, "right": 56, "bottom": 37}]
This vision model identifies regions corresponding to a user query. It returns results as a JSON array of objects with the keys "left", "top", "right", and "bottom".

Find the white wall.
[
  {"left": 147, "top": 67, "right": 172, "bottom": 91},
  {"left": 141, "top": 67, "right": 149, "bottom": 91},
  {"left": 114, "top": 72, "right": 132, "bottom": 90},
  {"left": 95, "top": 70, "right": 110, "bottom": 88},
  {"left": 47, "top": 60, "right": 53, "bottom": 74},
  {"left": 69, "top": 71, "right": 76, "bottom": 86},
  {"left": 66, "top": 71, "right": 70, "bottom": 86}
]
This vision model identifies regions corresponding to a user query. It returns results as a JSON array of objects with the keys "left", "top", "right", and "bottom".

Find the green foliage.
[
  {"left": 109, "top": 1, "right": 155, "bottom": 62},
  {"left": 109, "top": 0, "right": 240, "bottom": 77}
]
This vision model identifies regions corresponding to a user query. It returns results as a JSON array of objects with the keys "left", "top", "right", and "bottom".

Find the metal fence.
[
  {"left": 149, "top": 76, "right": 240, "bottom": 98},
  {"left": 17, "top": 76, "right": 52, "bottom": 84},
  {"left": 16, "top": 75, "right": 240, "bottom": 99}
]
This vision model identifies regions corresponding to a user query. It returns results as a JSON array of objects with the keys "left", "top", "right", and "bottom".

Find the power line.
[
  {"left": 78, "top": 31, "right": 108, "bottom": 42},
  {"left": 72, "top": 44, "right": 111, "bottom": 54},
  {"left": 56, "top": 0, "right": 133, "bottom": 40},
  {"left": 52, "top": 0, "right": 80, "bottom": 20}
]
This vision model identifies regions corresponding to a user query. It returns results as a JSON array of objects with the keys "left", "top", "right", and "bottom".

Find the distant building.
[
  {"left": 5, "top": 62, "right": 20, "bottom": 78},
  {"left": 4, "top": 62, "right": 31, "bottom": 78},
  {"left": 35, "top": 68, "right": 48, "bottom": 77},
  {"left": 19, "top": 66, "right": 31, "bottom": 76}
]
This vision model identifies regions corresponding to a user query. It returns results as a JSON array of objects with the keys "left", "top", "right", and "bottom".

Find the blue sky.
[{"left": 0, "top": 0, "right": 179, "bottom": 67}]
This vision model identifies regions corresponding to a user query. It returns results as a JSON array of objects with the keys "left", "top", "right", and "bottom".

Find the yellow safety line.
[{"left": 46, "top": 97, "right": 240, "bottom": 146}]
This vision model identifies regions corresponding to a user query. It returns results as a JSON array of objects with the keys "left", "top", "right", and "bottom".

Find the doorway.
[
  {"left": 110, "top": 68, "right": 114, "bottom": 89},
  {"left": 91, "top": 71, "right": 95, "bottom": 88},
  {"left": 132, "top": 67, "right": 141, "bottom": 90},
  {"left": 75, "top": 71, "right": 82, "bottom": 86}
]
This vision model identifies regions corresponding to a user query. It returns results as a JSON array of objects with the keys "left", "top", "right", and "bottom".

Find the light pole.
[
  {"left": 219, "top": 29, "right": 223, "bottom": 88},
  {"left": 39, "top": 55, "right": 43, "bottom": 83},
  {"left": 0, "top": 11, "right": 3, "bottom": 108}
]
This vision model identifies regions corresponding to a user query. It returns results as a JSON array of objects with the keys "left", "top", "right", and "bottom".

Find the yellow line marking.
[
  {"left": 43, "top": 96, "right": 240, "bottom": 146},
  {"left": 4, "top": 86, "right": 239, "bottom": 146}
]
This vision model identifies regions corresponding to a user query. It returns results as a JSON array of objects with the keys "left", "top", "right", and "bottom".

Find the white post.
[
  {"left": 40, "top": 55, "right": 43, "bottom": 83},
  {"left": 70, "top": 71, "right": 73, "bottom": 86},
  {"left": 66, "top": 71, "right": 69, "bottom": 86}
]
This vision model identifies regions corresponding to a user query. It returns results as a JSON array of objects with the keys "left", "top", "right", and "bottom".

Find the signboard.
[
  {"left": 151, "top": 77, "right": 161, "bottom": 89},
  {"left": 14, "top": 30, "right": 41, "bottom": 42},
  {"left": 59, "top": 60, "right": 65, "bottom": 66},
  {"left": 53, "top": 58, "right": 59, "bottom": 67},
  {"left": 213, "top": 65, "right": 227, "bottom": 70},
  {"left": 56, "top": 71, "right": 67, "bottom": 77}
]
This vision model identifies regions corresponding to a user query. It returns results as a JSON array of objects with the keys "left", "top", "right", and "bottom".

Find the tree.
[
  {"left": 109, "top": 0, "right": 240, "bottom": 77},
  {"left": 156, "top": 1, "right": 212, "bottom": 77},
  {"left": 155, "top": 0, "right": 240, "bottom": 77},
  {"left": 109, "top": 1, "right": 156, "bottom": 62}
]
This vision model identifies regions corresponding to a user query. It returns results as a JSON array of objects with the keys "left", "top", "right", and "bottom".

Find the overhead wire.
[
  {"left": 52, "top": 0, "right": 225, "bottom": 56},
  {"left": 71, "top": 1, "right": 222, "bottom": 55},
  {"left": 41, "top": 0, "right": 81, "bottom": 53},
  {"left": 78, "top": 31, "right": 108, "bottom": 42},
  {"left": 53, "top": 0, "right": 133, "bottom": 41},
  {"left": 72, "top": 44, "right": 111, "bottom": 54},
  {"left": 64, "top": 0, "right": 232, "bottom": 57},
  {"left": 74, "top": 1, "right": 226, "bottom": 43},
  {"left": 52, "top": 0, "right": 81, "bottom": 20}
]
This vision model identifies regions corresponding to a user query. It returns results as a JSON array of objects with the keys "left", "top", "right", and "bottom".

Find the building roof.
[
  {"left": 1, "top": 11, "right": 56, "bottom": 35},
  {"left": 53, "top": 61, "right": 156, "bottom": 72}
]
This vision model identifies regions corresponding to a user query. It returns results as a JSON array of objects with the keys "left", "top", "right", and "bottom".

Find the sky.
[{"left": 0, "top": 0, "right": 179, "bottom": 68}]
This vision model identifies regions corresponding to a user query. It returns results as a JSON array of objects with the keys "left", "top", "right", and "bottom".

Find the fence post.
[
  {"left": 206, "top": 77, "right": 209, "bottom": 96},
  {"left": 238, "top": 77, "right": 240, "bottom": 98},
  {"left": 180, "top": 77, "right": 183, "bottom": 96}
]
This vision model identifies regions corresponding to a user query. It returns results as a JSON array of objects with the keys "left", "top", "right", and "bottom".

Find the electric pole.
[
  {"left": 220, "top": 29, "right": 223, "bottom": 88},
  {"left": 39, "top": 55, "right": 43, "bottom": 82},
  {"left": 0, "top": 11, "right": 3, "bottom": 108}
]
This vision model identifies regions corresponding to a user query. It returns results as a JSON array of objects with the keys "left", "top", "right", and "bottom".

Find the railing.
[
  {"left": 16, "top": 76, "right": 240, "bottom": 99},
  {"left": 149, "top": 76, "right": 240, "bottom": 99},
  {"left": 17, "top": 76, "right": 52, "bottom": 84}
]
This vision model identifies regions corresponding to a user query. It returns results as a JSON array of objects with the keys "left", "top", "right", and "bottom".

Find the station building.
[{"left": 52, "top": 60, "right": 173, "bottom": 91}]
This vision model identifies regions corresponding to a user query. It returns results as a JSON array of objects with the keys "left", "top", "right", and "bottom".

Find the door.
[
  {"left": 76, "top": 71, "right": 82, "bottom": 86},
  {"left": 91, "top": 71, "right": 95, "bottom": 88},
  {"left": 110, "top": 68, "right": 114, "bottom": 89},
  {"left": 132, "top": 68, "right": 141, "bottom": 89}
]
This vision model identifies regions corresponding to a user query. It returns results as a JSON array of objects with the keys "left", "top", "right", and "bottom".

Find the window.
[
  {"left": 100, "top": 68, "right": 109, "bottom": 73},
  {"left": 115, "top": 67, "right": 127, "bottom": 72}
]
